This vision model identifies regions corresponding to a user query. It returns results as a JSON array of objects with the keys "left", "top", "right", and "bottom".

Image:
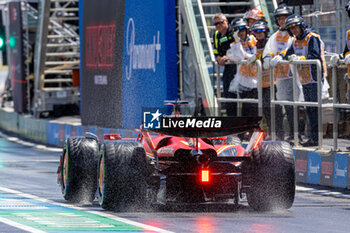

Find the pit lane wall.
[
  {"left": 0, "top": 108, "right": 137, "bottom": 148},
  {"left": 0, "top": 107, "right": 350, "bottom": 190},
  {"left": 294, "top": 150, "right": 350, "bottom": 189}
]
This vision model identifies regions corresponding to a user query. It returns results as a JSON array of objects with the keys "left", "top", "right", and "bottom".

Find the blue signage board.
[
  {"left": 306, "top": 152, "right": 321, "bottom": 185},
  {"left": 88, "top": 126, "right": 97, "bottom": 135},
  {"left": 64, "top": 124, "right": 72, "bottom": 141},
  {"left": 122, "top": 0, "right": 177, "bottom": 128},
  {"left": 333, "top": 153, "right": 348, "bottom": 188},
  {"left": 46, "top": 122, "right": 60, "bottom": 146},
  {"left": 76, "top": 125, "right": 84, "bottom": 136}
]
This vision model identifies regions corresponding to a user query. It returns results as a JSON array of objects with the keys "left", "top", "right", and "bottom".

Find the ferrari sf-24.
[{"left": 57, "top": 101, "right": 295, "bottom": 211}]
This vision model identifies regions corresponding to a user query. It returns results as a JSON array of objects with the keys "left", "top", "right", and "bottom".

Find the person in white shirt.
[
  {"left": 271, "top": 14, "right": 328, "bottom": 147},
  {"left": 226, "top": 18, "right": 258, "bottom": 117},
  {"left": 262, "top": 5, "right": 301, "bottom": 142}
]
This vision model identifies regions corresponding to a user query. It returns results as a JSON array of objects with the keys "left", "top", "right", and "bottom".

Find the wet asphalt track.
[{"left": 0, "top": 136, "right": 349, "bottom": 233}]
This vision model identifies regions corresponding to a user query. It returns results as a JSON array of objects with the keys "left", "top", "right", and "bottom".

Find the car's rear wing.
[{"left": 146, "top": 116, "right": 262, "bottom": 138}]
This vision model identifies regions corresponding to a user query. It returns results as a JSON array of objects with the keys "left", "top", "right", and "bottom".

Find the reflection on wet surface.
[
  {"left": 0, "top": 138, "right": 350, "bottom": 232},
  {"left": 194, "top": 216, "right": 217, "bottom": 233}
]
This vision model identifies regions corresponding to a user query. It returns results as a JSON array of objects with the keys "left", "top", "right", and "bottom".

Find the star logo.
[
  {"left": 151, "top": 109, "right": 162, "bottom": 122},
  {"left": 143, "top": 109, "right": 162, "bottom": 129}
]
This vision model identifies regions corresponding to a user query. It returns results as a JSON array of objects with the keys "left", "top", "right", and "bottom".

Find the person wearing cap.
[
  {"left": 262, "top": 5, "right": 301, "bottom": 143},
  {"left": 226, "top": 18, "right": 258, "bottom": 117},
  {"left": 212, "top": 13, "right": 237, "bottom": 116},
  {"left": 270, "top": 14, "right": 327, "bottom": 147},
  {"left": 250, "top": 20, "right": 284, "bottom": 140},
  {"left": 245, "top": 8, "right": 266, "bottom": 28}
]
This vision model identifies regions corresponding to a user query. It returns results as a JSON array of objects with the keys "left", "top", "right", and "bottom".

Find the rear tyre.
[
  {"left": 98, "top": 141, "right": 149, "bottom": 211},
  {"left": 59, "top": 137, "right": 99, "bottom": 202},
  {"left": 247, "top": 141, "right": 295, "bottom": 211}
]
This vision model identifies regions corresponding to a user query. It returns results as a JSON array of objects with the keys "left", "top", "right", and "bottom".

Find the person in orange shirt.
[
  {"left": 226, "top": 18, "right": 258, "bottom": 117},
  {"left": 250, "top": 20, "right": 283, "bottom": 140},
  {"left": 271, "top": 14, "right": 327, "bottom": 147},
  {"left": 263, "top": 5, "right": 298, "bottom": 142}
]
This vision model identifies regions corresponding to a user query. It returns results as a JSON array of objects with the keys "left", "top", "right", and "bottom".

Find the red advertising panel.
[
  {"left": 80, "top": 0, "right": 125, "bottom": 128},
  {"left": 320, "top": 153, "right": 334, "bottom": 187},
  {"left": 295, "top": 150, "right": 308, "bottom": 183}
]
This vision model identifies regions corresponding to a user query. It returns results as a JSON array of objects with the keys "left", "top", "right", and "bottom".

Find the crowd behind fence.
[{"left": 214, "top": 57, "right": 350, "bottom": 151}]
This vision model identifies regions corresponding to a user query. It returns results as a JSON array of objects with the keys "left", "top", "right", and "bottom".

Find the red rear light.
[
  {"left": 104, "top": 134, "right": 121, "bottom": 140},
  {"left": 201, "top": 170, "right": 210, "bottom": 183},
  {"left": 253, "top": 131, "right": 264, "bottom": 150}
]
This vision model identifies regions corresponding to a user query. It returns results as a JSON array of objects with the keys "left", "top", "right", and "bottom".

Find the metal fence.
[
  {"left": 270, "top": 59, "right": 324, "bottom": 148},
  {"left": 215, "top": 60, "right": 263, "bottom": 118}
]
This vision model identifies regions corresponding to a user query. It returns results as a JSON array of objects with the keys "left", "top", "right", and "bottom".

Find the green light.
[
  {"left": 0, "top": 38, "right": 3, "bottom": 49},
  {"left": 9, "top": 36, "right": 15, "bottom": 48}
]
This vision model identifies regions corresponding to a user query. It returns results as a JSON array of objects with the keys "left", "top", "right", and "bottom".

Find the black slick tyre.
[
  {"left": 98, "top": 141, "right": 149, "bottom": 211},
  {"left": 59, "top": 136, "right": 99, "bottom": 202},
  {"left": 247, "top": 141, "right": 295, "bottom": 211}
]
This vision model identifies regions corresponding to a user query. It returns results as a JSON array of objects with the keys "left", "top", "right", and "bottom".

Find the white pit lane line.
[
  {"left": 0, "top": 132, "right": 62, "bottom": 152},
  {"left": 0, "top": 217, "right": 46, "bottom": 233},
  {"left": 0, "top": 187, "right": 174, "bottom": 233}
]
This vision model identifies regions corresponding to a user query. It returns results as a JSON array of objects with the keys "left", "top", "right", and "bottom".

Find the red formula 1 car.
[{"left": 57, "top": 101, "right": 295, "bottom": 211}]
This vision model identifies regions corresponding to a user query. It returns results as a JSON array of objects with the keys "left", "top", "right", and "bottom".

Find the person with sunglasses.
[
  {"left": 212, "top": 13, "right": 237, "bottom": 116},
  {"left": 250, "top": 21, "right": 284, "bottom": 140},
  {"left": 262, "top": 5, "right": 300, "bottom": 143},
  {"left": 226, "top": 18, "right": 258, "bottom": 118},
  {"left": 270, "top": 14, "right": 328, "bottom": 147}
]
